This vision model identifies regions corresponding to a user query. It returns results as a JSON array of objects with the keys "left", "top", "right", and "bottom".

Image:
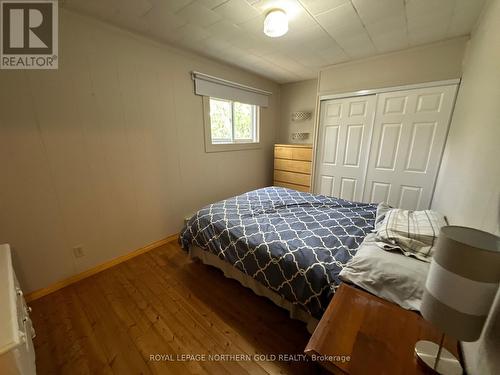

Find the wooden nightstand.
[{"left": 305, "top": 284, "right": 461, "bottom": 374}]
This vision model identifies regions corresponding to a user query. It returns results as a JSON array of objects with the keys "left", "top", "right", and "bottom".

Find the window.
[
  {"left": 209, "top": 98, "right": 259, "bottom": 144},
  {"left": 203, "top": 97, "right": 260, "bottom": 152},
  {"left": 193, "top": 72, "right": 270, "bottom": 152}
]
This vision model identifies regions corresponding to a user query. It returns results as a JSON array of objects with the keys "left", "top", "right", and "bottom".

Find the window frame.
[{"left": 203, "top": 96, "right": 261, "bottom": 153}]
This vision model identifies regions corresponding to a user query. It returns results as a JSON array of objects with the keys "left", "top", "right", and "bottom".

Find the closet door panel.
[
  {"left": 364, "top": 84, "right": 458, "bottom": 210},
  {"left": 319, "top": 175, "right": 335, "bottom": 196},
  {"left": 315, "top": 95, "right": 376, "bottom": 201}
]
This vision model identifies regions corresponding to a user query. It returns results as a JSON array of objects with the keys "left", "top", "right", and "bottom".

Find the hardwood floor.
[{"left": 30, "top": 241, "right": 320, "bottom": 375}]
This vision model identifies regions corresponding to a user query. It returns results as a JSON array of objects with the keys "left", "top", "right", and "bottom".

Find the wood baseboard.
[{"left": 25, "top": 233, "right": 179, "bottom": 302}]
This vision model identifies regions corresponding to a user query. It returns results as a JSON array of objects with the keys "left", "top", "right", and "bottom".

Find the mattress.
[
  {"left": 180, "top": 186, "right": 377, "bottom": 319},
  {"left": 189, "top": 245, "right": 319, "bottom": 333}
]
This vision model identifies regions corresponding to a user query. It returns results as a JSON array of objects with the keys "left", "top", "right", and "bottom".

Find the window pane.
[
  {"left": 233, "top": 102, "right": 254, "bottom": 140},
  {"left": 210, "top": 98, "right": 232, "bottom": 143}
]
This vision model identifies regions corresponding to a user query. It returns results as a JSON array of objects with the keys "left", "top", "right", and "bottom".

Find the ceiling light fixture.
[{"left": 264, "top": 9, "right": 288, "bottom": 38}]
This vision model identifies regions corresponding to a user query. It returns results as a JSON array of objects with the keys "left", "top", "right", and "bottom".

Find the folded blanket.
[{"left": 375, "top": 205, "right": 447, "bottom": 262}]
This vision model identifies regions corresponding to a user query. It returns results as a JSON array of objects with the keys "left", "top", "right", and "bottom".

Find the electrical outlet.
[{"left": 72, "top": 246, "right": 85, "bottom": 258}]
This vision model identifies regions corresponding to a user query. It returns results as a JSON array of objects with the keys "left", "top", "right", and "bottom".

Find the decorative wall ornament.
[
  {"left": 291, "top": 111, "right": 312, "bottom": 121},
  {"left": 291, "top": 132, "right": 310, "bottom": 141}
]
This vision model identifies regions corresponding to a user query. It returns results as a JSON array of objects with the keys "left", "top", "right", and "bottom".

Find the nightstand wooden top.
[{"left": 305, "top": 283, "right": 460, "bottom": 375}]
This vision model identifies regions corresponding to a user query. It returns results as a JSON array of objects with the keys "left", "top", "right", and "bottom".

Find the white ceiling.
[{"left": 61, "top": 0, "right": 486, "bottom": 83}]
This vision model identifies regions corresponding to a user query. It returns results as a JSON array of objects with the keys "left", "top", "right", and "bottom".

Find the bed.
[{"left": 180, "top": 187, "right": 377, "bottom": 329}]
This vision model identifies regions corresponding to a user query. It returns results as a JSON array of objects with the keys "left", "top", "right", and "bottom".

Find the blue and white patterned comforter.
[{"left": 180, "top": 187, "right": 377, "bottom": 318}]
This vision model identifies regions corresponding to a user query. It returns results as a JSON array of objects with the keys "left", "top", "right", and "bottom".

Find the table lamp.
[{"left": 415, "top": 226, "right": 500, "bottom": 374}]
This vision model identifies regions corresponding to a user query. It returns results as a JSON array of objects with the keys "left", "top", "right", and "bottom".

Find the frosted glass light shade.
[{"left": 264, "top": 10, "right": 288, "bottom": 38}]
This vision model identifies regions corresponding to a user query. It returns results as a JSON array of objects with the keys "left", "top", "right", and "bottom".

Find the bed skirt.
[{"left": 189, "top": 246, "right": 318, "bottom": 334}]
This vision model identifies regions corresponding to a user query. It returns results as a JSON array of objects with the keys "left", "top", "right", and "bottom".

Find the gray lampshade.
[{"left": 421, "top": 226, "right": 500, "bottom": 341}]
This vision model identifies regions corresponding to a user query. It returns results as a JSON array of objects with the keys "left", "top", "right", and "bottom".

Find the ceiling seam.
[
  {"left": 403, "top": 0, "right": 410, "bottom": 48},
  {"left": 445, "top": 0, "right": 459, "bottom": 38},
  {"left": 212, "top": 0, "right": 232, "bottom": 11},
  {"left": 295, "top": 0, "right": 351, "bottom": 59},
  {"left": 349, "top": 0, "right": 379, "bottom": 54}
]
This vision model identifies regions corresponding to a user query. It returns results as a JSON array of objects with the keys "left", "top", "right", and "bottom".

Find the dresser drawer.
[
  {"left": 274, "top": 181, "right": 310, "bottom": 193},
  {"left": 14, "top": 275, "right": 27, "bottom": 332},
  {"left": 274, "top": 146, "right": 313, "bottom": 161},
  {"left": 274, "top": 146, "right": 293, "bottom": 159},
  {"left": 274, "top": 170, "right": 311, "bottom": 187},
  {"left": 274, "top": 158, "right": 312, "bottom": 174}
]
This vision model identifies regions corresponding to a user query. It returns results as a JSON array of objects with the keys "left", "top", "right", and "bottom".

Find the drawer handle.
[
  {"left": 22, "top": 318, "right": 36, "bottom": 340},
  {"left": 26, "top": 306, "right": 32, "bottom": 314},
  {"left": 18, "top": 331, "right": 26, "bottom": 344},
  {"left": 16, "top": 288, "right": 23, "bottom": 297}
]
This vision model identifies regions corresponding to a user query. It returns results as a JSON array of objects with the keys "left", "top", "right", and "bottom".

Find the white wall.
[
  {"left": 431, "top": 0, "right": 500, "bottom": 374},
  {"left": 0, "top": 10, "right": 280, "bottom": 293},
  {"left": 432, "top": 11, "right": 500, "bottom": 236},
  {"left": 319, "top": 37, "right": 468, "bottom": 94},
  {"left": 278, "top": 79, "right": 318, "bottom": 144}
]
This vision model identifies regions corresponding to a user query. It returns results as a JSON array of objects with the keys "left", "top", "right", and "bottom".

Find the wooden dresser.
[
  {"left": 0, "top": 244, "right": 36, "bottom": 375},
  {"left": 273, "top": 144, "right": 313, "bottom": 192}
]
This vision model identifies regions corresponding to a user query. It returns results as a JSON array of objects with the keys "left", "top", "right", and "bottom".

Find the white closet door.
[
  {"left": 314, "top": 95, "right": 376, "bottom": 201},
  {"left": 363, "top": 84, "right": 458, "bottom": 210}
]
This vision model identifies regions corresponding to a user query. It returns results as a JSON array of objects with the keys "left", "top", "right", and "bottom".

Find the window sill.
[{"left": 204, "top": 142, "right": 262, "bottom": 153}]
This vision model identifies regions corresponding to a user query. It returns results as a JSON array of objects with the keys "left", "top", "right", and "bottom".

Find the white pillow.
[{"left": 339, "top": 234, "right": 429, "bottom": 311}]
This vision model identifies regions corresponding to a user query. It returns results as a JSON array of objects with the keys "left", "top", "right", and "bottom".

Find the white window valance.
[{"left": 192, "top": 71, "right": 272, "bottom": 107}]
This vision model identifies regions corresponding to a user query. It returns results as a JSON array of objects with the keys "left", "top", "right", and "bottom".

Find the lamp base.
[{"left": 415, "top": 340, "right": 462, "bottom": 375}]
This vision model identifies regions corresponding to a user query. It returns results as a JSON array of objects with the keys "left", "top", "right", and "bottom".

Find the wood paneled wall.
[{"left": 0, "top": 10, "right": 280, "bottom": 293}]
